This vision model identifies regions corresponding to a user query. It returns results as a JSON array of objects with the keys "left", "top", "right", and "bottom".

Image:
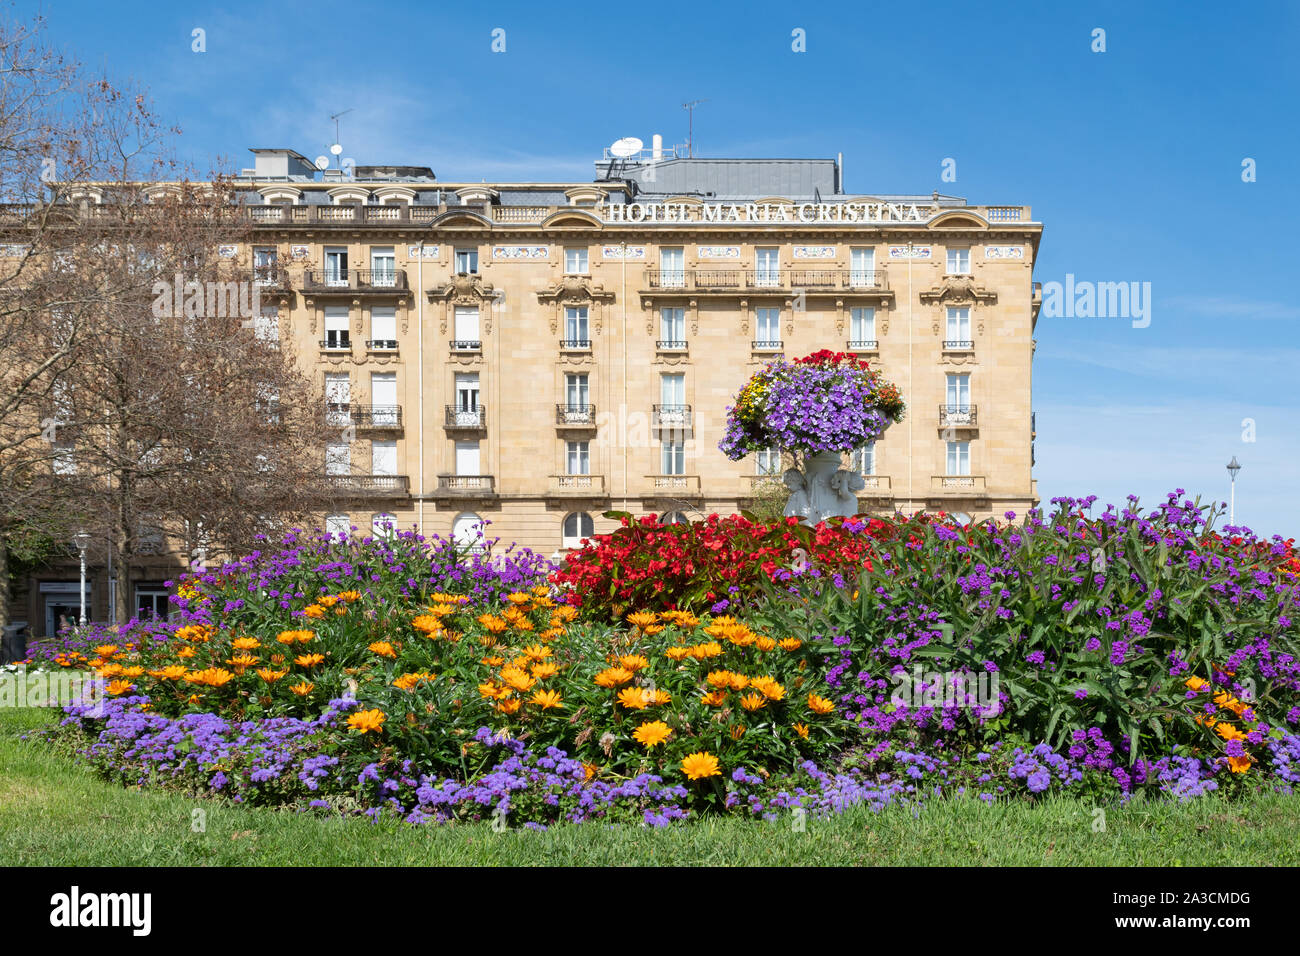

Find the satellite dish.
[
  {"left": 314, "top": 155, "right": 330, "bottom": 170},
  {"left": 329, "top": 143, "right": 344, "bottom": 156},
  {"left": 610, "top": 137, "right": 643, "bottom": 159}
]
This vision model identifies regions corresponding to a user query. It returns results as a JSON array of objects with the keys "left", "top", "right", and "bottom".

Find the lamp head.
[{"left": 1227, "top": 456, "right": 1242, "bottom": 479}]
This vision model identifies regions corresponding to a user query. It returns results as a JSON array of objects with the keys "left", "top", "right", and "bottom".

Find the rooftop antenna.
[
  {"left": 682, "top": 99, "right": 706, "bottom": 158},
  {"left": 328, "top": 108, "right": 354, "bottom": 157}
]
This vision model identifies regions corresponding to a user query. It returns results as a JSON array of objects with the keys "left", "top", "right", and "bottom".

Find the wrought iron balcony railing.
[
  {"left": 303, "top": 269, "right": 408, "bottom": 292},
  {"left": 556, "top": 404, "right": 596, "bottom": 426},
  {"left": 752, "top": 339, "right": 783, "bottom": 350},
  {"left": 560, "top": 338, "right": 591, "bottom": 350},
  {"left": 445, "top": 404, "right": 486, "bottom": 428},
  {"left": 943, "top": 340, "right": 974, "bottom": 350},
  {"left": 656, "top": 339, "right": 687, "bottom": 350},
  {"left": 365, "top": 339, "right": 398, "bottom": 351},
  {"left": 847, "top": 339, "right": 878, "bottom": 350},
  {"left": 938, "top": 404, "right": 978, "bottom": 428},
  {"left": 450, "top": 340, "right": 481, "bottom": 352},
  {"left": 652, "top": 404, "right": 692, "bottom": 428}
]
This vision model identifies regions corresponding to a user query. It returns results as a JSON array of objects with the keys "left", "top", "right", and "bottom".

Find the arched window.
[
  {"left": 453, "top": 512, "right": 485, "bottom": 552},
  {"left": 371, "top": 512, "right": 397, "bottom": 538},
  {"left": 950, "top": 511, "right": 972, "bottom": 526},
  {"left": 661, "top": 511, "right": 690, "bottom": 526},
  {"left": 325, "top": 514, "right": 350, "bottom": 539},
  {"left": 562, "top": 512, "right": 594, "bottom": 549}
]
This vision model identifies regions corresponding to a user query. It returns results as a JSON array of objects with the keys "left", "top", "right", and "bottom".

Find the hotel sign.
[{"left": 602, "top": 201, "right": 929, "bottom": 224}]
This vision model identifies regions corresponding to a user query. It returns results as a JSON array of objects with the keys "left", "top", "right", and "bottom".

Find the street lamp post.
[
  {"left": 73, "top": 531, "right": 91, "bottom": 626},
  {"left": 1226, "top": 456, "right": 1241, "bottom": 526}
]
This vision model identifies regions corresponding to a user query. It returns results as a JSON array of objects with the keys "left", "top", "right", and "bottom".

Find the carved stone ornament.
[
  {"left": 919, "top": 274, "right": 998, "bottom": 307},
  {"left": 782, "top": 453, "right": 866, "bottom": 527}
]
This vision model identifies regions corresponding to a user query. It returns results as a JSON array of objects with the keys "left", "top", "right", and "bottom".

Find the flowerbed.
[{"left": 37, "top": 492, "right": 1300, "bottom": 827}]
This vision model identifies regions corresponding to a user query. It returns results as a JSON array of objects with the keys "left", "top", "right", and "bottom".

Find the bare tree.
[{"left": 0, "top": 13, "right": 334, "bottom": 626}]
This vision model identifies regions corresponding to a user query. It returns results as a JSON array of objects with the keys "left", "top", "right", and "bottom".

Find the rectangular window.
[
  {"left": 325, "top": 514, "right": 351, "bottom": 538},
  {"left": 325, "top": 373, "right": 350, "bottom": 425},
  {"left": 372, "top": 513, "right": 396, "bottom": 538},
  {"left": 566, "top": 440, "right": 590, "bottom": 475},
  {"left": 945, "top": 373, "right": 971, "bottom": 410},
  {"left": 52, "top": 442, "right": 76, "bottom": 475},
  {"left": 254, "top": 304, "right": 279, "bottom": 347},
  {"left": 564, "top": 307, "right": 589, "bottom": 345},
  {"left": 850, "top": 307, "right": 875, "bottom": 345},
  {"left": 946, "top": 306, "right": 971, "bottom": 344},
  {"left": 455, "top": 440, "right": 481, "bottom": 476},
  {"left": 660, "top": 307, "right": 685, "bottom": 345},
  {"left": 326, "top": 442, "right": 350, "bottom": 475},
  {"left": 850, "top": 247, "right": 876, "bottom": 285},
  {"left": 946, "top": 248, "right": 971, "bottom": 275},
  {"left": 756, "top": 447, "right": 781, "bottom": 476},
  {"left": 324, "top": 246, "right": 349, "bottom": 286},
  {"left": 565, "top": 372, "right": 589, "bottom": 408},
  {"left": 371, "top": 373, "right": 397, "bottom": 426},
  {"left": 756, "top": 308, "right": 781, "bottom": 345},
  {"left": 564, "top": 247, "right": 589, "bottom": 274},
  {"left": 661, "top": 439, "right": 685, "bottom": 475},
  {"left": 370, "top": 246, "right": 396, "bottom": 286},
  {"left": 454, "top": 306, "right": 480, "bottom": 346},
  {"left": 755, "top": 247, "right": 780, "bottom": 287},
  {"left": 371, "top": 440, "right": 397, "bottom": 476},
  {"left": 946, "top": 440, "right": 971, "bottom": 476},
  {"left": 455, "top": 248, "right": 478, "bottom": 275},
  {"left": 370, "top": 306, "right": 397, "bottom": 348},
  {"left": 660, "top": 247, "right": 684, "bottom": 287},
  {"left": 455, "top": 372, "right": 480, "bottom": 410},
  {"left": 854, "top": 442, "right": 875, "bottom": 476},
  {"left": 253, "top": 247, "right": 278, "bottom": 283},
  {"left": 324, "top": 305, "right": 350, "bottom": 349},
  {"left": 660, "top": 372, "right": 685, "bottom": 407}
]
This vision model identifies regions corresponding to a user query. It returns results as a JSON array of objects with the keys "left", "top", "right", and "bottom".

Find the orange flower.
[
  {"left": 700, "top": 690, "right": 728, "bottom": 707},
  {"left": 411, "top": 615, "right": 444, "bottom": 634},
  {"left": 1227, "top": 754, "right": 1251, "bottom": 773},
  {"left": 631, "top": 720, "right": 672, "bottom": 748},
  {"left": 177, "top": 647, "right": 197, "bottom": 659},
  {"left": 347, "top": 709, "right": 386, "bottom": 734},
  {"left": 294, "top": 653, "right": 325, "bottom": 667},
  {"left": 751, "top": 676, "right": 785, "bottom": 701},
  {"left": 807, "top": 693, "right": 835, "bottom": 715},
  {"left": 665, "top": 646, "right": 690, "bottom": 661},
  {"left": 740, "top": 692, "right": 767, "bottom": 711},
  {"left": 105, "top": 679, "right": 134, "bottom": 696},
  {"left": 368, "top": 641, "right": 397, "bottom": 658},
  {"left": 290, "top": 681, "right": 314, "bottom": 696},
  {"left": 779, "top": 638, "right": 803, "bottom": 652},
  {"left": 232, "top": 636, "right": 262, "bottom": 650},
  {"left": 531, "top": 689, "right": 564, "bottom": 710},
  {"left": 337, "top": 590, "right": 361, "bottom": 603},
  {"left": 317, "top": 595, "right": 339, "bottom": 608},
  {"left": 530, "top": 662, "right": 559, "bottom": 679},
  {"left": 618, "top": 654, "right": 650, "bottom": 672},
  {"left": 616, "top": 687, "right": 652, "bottom": 710},
  {"left": 302, "top": 605, "right": 326, "bottom": 619},
  {"left": 148, "top": 665, "right": 188, "bottom": 680},
  {"left": 1184, "top": 676, "right": 1208, "bottom": 692},
  {"left": 497, "top": 698, "right": 522, "bottom": 714},
  {"left": 594, "top": 667, "right": 634, "bottom": 688},
  {"left": 680, "top": 751, "right": 721, "bottom": 781},
  {"left": 649, "top": 688, "right": 672, "bottom": 706},
  {"left": 522, "top": 644, "right": 552, "bottom": 661},
  {"left": 256, "top": 668, "right": 287, "bottom": 682},
  {"left": 507, "top": 591, "right": 532, "bottom": 605},
  {"left": 626, "top": 611, "right": 658, "bottom": 628},
  {"left": 793, "top": 722, "right": 810, "bottom": 739},
  {"left": 93, "top": 645, "right": 120, "bottom": 658}
]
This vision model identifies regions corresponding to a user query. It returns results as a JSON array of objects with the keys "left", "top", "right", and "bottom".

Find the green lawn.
[{"left": 2, "top": 701, "right": 1298, "bottom": 866}]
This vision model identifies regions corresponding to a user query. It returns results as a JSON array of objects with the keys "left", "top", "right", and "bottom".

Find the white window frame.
[
  {"left": 565, "top": 440, "right": 590, "bottom": 476},
  {"left": 561, "top": 512, "right": 594, "bottom": 549},
  {"left": 755, "top": 447, "right": 781, "bottom": 476},
  {"left": 850, "top": 247, "right": 876, "bottom": 285},
  {"left": 854, "top": 443, "right": 875, "bottom": 476},
  {"left": 564, "top": 247, "right": 589, "bottom": 275},
  {"left": 946, "top": 247, "right": 971, "bottom": 275},
  {"left": 455, "top": 248, "right": 478, "bottom": 275},
  {"left": 756, "top": 307, "right": 781, "bottom": 345},
  {"left": 946, "top": 440, "right": 971, "bottom": 476},
  {"left": 564, "top": 306, "right": 589, "bottom": 344},
  {"left": 661, "top": 439, "right": 685, "bottom": 475},
  {"left": 946, "top": 306, "right": 971, "bottom": 343},
  {"left": 850, "top": 307, "right": 875, "bottom": 345},
  {"left": 660, "top": 307, "right": 685, "bottom": 345}
]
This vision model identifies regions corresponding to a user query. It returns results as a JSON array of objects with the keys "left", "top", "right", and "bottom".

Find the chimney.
[{"left": 652, "top": 134, "right": 663, "bottom": 161}]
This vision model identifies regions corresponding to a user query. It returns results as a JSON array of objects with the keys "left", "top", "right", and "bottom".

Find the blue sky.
[{"left": 26, "top": 0, "right": 1300, "bottom": 536}]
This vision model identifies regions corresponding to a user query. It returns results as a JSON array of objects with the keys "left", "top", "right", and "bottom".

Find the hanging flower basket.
[{"left": 719, "top": 349, "right": 905, "bottom": 462}]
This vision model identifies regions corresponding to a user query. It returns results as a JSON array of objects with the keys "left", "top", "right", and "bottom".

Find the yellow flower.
[
  {"left": 347, "top": 709, "right": 386, "bottom": 734},
  {"left": 751, "top": 676, "right": 785, "bottom": 701},
  {"left": 522, "top": 644, "right": 552, "bottom": 661},
  {"left": 530, "top": 661, "right": 559, "bottom": 679},
  {"left": 807, "top": 693, "right": 835, "bottom": 715},
  {"left": 649, "top": 688, "right": 672, "bottom": 706},
  {"left": 317, "top": 595, "right": 339, "bottom": 608},
  {"left": 500, "top": 666, "right": 537, "bottom": 692},
  {"left": 105, "top": 679, "right": 134, "bottom": 696},
  {"left": 665, "top": 646, "right": 690, "bottom": 661},
  {"left": 368, "top": 641, "right": 397, "bottom": 658},
  {"left": 680, "top": 751, "right": 721, "bottom": 781},
  {"left": 616, "top": 687, "right": 651, "bottom": 710},
  {"left": 1184, "top": 676, "right": 1208, "bottom": 692},
  {"left": 294, "top": 653, "right": 325, "bottom": 667},
  {"left": 632, "top": 720, "right": 673, "bottom": 748},
  {"left": 507, "top": 592, "right": 532, "bottom": 605},
  {"left": 740, "top": 692, "right": 767, "bottom": 711},
  {"left": 302, "top": 605, "right": 326, "bottom": 619},
  {"left": 256, "top": 668, "right": 287, "bottom": 682},
  {"left": 594, "top": 667, "right": 634, "bottom": 688},
  {"left": 619, "top": 654, "right": 650, "bottom": 672},
  {"left": 793, "top": 722, "right": 810, "bottom": 739},
  {"left": 148, "top": 665, "right": 188, "bottom": 680},
  {"left": 531, "top": 689, "right": 564, "bottom": 710},
  {"left": 290, "top": 681, "right": 314, "bottom": 696},
  {"left": 232, "top": 636, "right": 261, "bottom": 650},
  {"left": 94, "top": 645, "right": 120, "bottom": 658},
  {"left": 626, "top": 611, "right": 659, "bottom": 628},
  {"left": 497, "top": 698, "right": 522, "bottom": 714},
  {"left": 779, "top": 637, "right": 803, "bottom": 652},
  {"left": 700, "top": 690, "right": 728, "bottom": 707}
]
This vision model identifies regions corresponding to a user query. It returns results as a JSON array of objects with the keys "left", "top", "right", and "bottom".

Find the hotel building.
[{"left": 8, "top": 141, "right": 1043, "bottom": 638}]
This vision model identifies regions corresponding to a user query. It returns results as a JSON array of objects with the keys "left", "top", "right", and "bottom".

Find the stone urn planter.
[{"left": 781, "top": 452, "right": 868, "bottom": 527}]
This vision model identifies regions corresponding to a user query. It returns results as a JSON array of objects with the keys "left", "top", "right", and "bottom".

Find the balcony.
[
  {"left": 445, "top": 404, "right": 486, "bottom": 430},
  {"left": 847, "top": 339, "right": 878, "bottom": 352},
  {"left": 938, "top": 404, "right": 979, "bottom": 429},
  {"left": 319, "top": 337, "right": 352, "bottom": 352},
  {"left": 943, "top": 340, "right": 975, "bottom": 351},
  {"left": 556, "top": 404, "right": 597, "bottom": 428},
  {"left": 559, "top": 338, "right": 592, "bottom": 351},
  {"left": 253, "top": 266, "right": 291, "bottom": 290},
  {"left": 437, "top": 475, "right": 496, "bottom": 496},
  {"left": 646, "top": 474, "right": 701, "bottom": 493},
  {"left": 644, "top": 269, "right": 742, "bottom": 291},
  {"left": 656, "top": 339, "right": 687, "bottom": 351},
  {"left": 652, "top": 404, "right": 693, "bottom": 429},
  {"left": 303, "top": 269, "right": 409, "bottom": 294},
  {"left": 349, "top": 405, "right": 402, "bottom": 430},
  {"left": 930, "top": 475, "right": 987, "bottom": 494},
  {"left": 322, "top": 474, "right": 410, "bottom": 497},
  {"left": 450, "top": 340, "right": 482, "bottom": 354},
  {"left": 752, "top": 339, "right": 783, "bottom": 351},
  {"left": 548, "top": 474, "right": 607, "bottom": 495},
  {"left": 643, "top": 270, "right": 889, "bottom": 293},
  {"left": 365, "top": 339, "right": 398, "bottom": 352},
  {"left": 857, "top": 475, "right": 892, "bottom": 493},
  {"left": 847, "top": 270, "right": 886, "bottom": 289}
]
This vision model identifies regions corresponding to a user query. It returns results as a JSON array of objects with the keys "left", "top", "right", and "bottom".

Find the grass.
[{"left": 2, "top": 698, "right": 1299, "bottom": 866}]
